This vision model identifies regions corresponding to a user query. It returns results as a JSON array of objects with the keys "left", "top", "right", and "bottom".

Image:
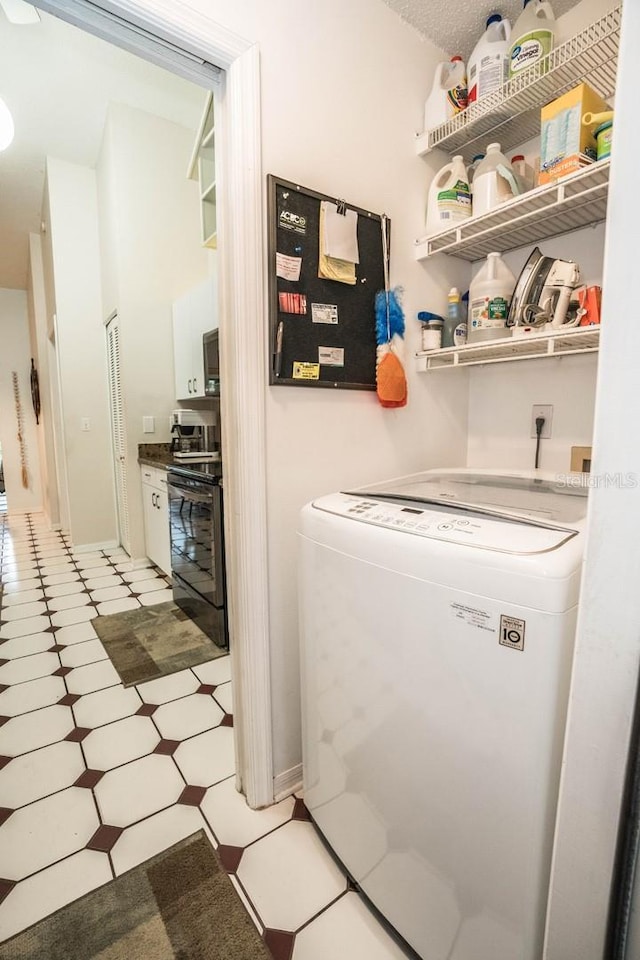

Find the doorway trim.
[{"left": 35, "top": 0, "right": 274, "bottom": 808}]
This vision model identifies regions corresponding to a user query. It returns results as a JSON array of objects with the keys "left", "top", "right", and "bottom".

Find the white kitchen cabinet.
[
  {"left": 172, "top": 273, "right": 217, "bottom": 401},
  {"left": 140, "top": 465, "right": 170, "bottom": 576},
  {"left": 187, "top": 92, "right": 216, "bottom": 249}
]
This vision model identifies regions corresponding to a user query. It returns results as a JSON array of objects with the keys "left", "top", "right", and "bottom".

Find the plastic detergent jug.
[
  {"left": 468, "top": 154, "right": 485, "bottom": 194},
  {"left": 511, "top": 154, "right": 536, "bottom": 191},
  {"left": 468, "top": 252, "right": 516, "bottom": 342},
  {"left": 424, "top": 56, "right": 468, "bottom": 131},
  {"left": 426, "top": 155, "right": 471, "bottom": 234},
  {"left": 442, "top": 288, "right": 467, "bottom": 347},
  {"left": 468, "top": 14, "right": 511, "bottom": 104},
  {"left": 509, "top": 0, "right": 556, "bottom": 79},
  {"left": 472, "top": 143, "right": 521, "bottom": 217}
]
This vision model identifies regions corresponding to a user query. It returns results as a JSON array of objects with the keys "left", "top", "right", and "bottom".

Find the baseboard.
[
  {"left": 72, "top": 540, "right": 120, "bottom": 554},
  {"left": 273, "top": 763, "right": 303, "bottom": 802}
]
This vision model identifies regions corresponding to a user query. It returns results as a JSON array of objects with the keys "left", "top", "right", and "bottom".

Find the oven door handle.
[{"left": 167, "top": 482, "right": 212, "bottom": 504}]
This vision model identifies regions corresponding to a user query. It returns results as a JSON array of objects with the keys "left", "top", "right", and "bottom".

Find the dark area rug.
[
  {"left": 0, "top": 831, "right": 273, "bottom": 960},
  {"left": 92, "top": 601, "right": 225, "bottom": 686}
]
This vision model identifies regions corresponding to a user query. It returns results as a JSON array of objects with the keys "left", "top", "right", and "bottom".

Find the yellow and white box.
[{"left": 539, "top": 83, "right": 610, "bottom": 184}]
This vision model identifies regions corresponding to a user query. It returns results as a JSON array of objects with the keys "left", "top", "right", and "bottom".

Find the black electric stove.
[{"left": 167, "top": 460, "right": 227, "bottom": 648}]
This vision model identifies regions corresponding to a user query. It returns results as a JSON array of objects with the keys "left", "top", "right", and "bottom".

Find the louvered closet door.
[{"left": 106, "top": 315, "right": 130, "bottom": 553}]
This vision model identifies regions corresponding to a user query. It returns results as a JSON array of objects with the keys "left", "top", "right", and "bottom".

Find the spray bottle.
[{"left": 442, "top": 288, "right": 467, "bottom": 348}]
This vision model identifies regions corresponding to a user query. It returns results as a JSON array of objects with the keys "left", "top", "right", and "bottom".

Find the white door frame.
[{"left": 36, "top": 0, "right": 273, "bottom": 808}]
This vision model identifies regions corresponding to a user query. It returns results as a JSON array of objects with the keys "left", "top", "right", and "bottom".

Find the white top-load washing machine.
[{"left": 298, "top": 469, "right": 588, "bottom": 960}]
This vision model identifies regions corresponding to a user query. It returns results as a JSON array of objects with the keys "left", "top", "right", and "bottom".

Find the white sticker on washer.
[
  {"left": 499, "top": 614, "right": 525, "bottom": 651},
  {"left": 450, "top": 602, "right": 496, "bottom": 633}
]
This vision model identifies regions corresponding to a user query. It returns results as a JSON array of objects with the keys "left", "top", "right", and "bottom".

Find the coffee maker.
[{"left": 170, "top": 409, "right": 218, "bottom": 460}]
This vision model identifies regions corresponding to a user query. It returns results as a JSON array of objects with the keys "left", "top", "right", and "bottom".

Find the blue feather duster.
[{"left": 375, "top": 287, "right": 405, "bottom": 345}]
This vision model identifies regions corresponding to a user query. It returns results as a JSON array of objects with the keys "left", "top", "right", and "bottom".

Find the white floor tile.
[
  {"left": 154, "top": 694, "right": 224, "bottom": 740},
  {"left": 237, "top": 820, "right": 347, "bottom": 932},
  {"left": 0, "top": 704, "right": 74, "bottom": 756},
  {"left": 0, "top": 787, "right": 100, "bottom": 880},
  {"left": 94, "top": 754, "right": 184, "bottom": 827},
  {"left": 213, "top": 681, "right": 233, "bottom": 715},
  {"left": 69, "top": 551, "right": 103, "bottom": 562},
  {"left": 201, "top": 777, "right": 294, "bottom": 848},
  {"left": 0, "top": 652, "right": 60, "bottom": 685},
  {"left": 43, "top": 580, "right": 87, "bottom": 599},
  {"left": 83, "top": 574, "right": 125, "bottom": 591},
  {"left": 89, "top": 585, "right": 132, "bottom": 603},
  {"left": 121, "top": 568, "right": 158, "bottom": 584},
  {"left": 2, "top": 578, "right": 41, "bottom": 595},
  {"left": 0, "top": 675, "right": 66, "bottom": 717},
  {"left": 0, "top": 632, "right": 55, "bottom": 660},
  {"left": 292, "top": 892, "right": 409, "bottom": 960},
  {"left": 0, "top": 740, "right": 85, "bottom": 808},
  {"left": 50, "top": 606, "right": 97, "bottom": 627},
  {"left": 83, "top": 714, "right": 159, "bottom": 770},
  {"left": 192, "top": 657, "right": 231, "bottom": 686},
  {"left": 37, "top": 561, "right": 75, "bottom": 574},
  {"left": 47, "top": 593, "right": 92, "bottom": 612},
  {"left": 75, "top": 557, "right": 113, "bottom": 571},
  {"left": 131, "top": 578, "right": 169, "bottom": 595},
  {"left": 73, "top": 684, "right": 142, "bottom": 729},
  {"left": 65, "top": 659, "right": 120, "bottom": 695},
  {"left": 115, "top": 561, "right": 151, "bottom": 574},
  {"left": 103, "top": 548, "right": 129, "bottom": 559},
  {"left": 35, "top": 549, "right": 69, "bottom": 560},
  {"left": 95, "top": 598, "right": 140, "bottom": 617},
  {"left": 1, "top": 589, "right": 44, "bottom": 606},
  {"left": 138, "top": 589, "right": 174, "bottom": 606},
  {"left": 1, "top": 601, "right": 48, "bottom": 622},
  {"left": 173, "top": 726, "right": 235, "bottom": 787},
  {"left": 41, "top": 572, "right": 81, "bottom": 587},
  {"left": 59, "top": 639, "right": 108, "bottom": 668},
  {"left": 110, "top": 805, "right": 207, "bottom": 876},
  {"left": 1, "top": 563, "right": 38, "bottom": 579},
  {"left": 0, "top": 615, "right": 51, "bottom": 640},
  {"left": 0, "top": 849, "right": 112, "bottom": 943},
  {"left": 53, "top": 622, "right": 98, "bottom": 646},
  {"left": 136, "top": 669, "right": 200, "bottom": 705},
  {"left": 230, "top": 875, "right": 264, "bottom": 933}
]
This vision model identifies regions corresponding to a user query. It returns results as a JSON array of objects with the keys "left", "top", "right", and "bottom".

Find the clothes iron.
[{"left": 507, "top": 247, "right": 582, "bottom": 331}]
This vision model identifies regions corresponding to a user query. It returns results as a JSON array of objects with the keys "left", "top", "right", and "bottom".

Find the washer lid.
[{"left": 351, "top": 471, "right": 588, "bottom": 526}]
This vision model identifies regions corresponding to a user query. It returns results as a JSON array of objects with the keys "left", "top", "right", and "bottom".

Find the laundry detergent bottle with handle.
[
  {"left": 509, "top": 0, "right": 556, "bottom": 79},
  {"left": 426, "top": 155, "right": 471, "bottom": 235},
  {"left": 468, "top": 14, "right": 511, "bottom": 104},
  {"left": 472, "top": 143, "right": 521, "bottom": 216},
  {"left": 423, "top": 56, "right": 468, "bottom": 131},
  {"left": 468, "top": 252, "right": 516, "bottom": 342}
]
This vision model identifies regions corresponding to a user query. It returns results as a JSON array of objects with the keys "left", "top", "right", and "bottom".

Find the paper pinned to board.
[
  {"left": 276, "top": 252, "right": 302, "bottom": 282},
  {"left": 318, "top": 204, "right": 356, "bottom": 286},
  {"left": 322, "top": 201, "right": 359, "bottom": 264}
]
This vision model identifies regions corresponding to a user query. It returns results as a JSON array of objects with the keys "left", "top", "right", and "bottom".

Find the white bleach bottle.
[
  {"left": 426, "top": 155, "right": 471, "bottom": 235},
  {"left": 509, "top": 0, "right": 556, "bottom": 79},
  {"left": 468, "top": 251, "right": 516, "bottom": 342},
  {"left": 423, "top": 57, "right": 468, "bottom": 131},
  {"left": 468, "top": 14, "right": 511, "bottom": 104}
]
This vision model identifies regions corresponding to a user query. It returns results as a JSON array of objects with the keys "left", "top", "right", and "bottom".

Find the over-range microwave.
[{"left": 203, "top": 329, "right": 220, "bottom": 397}]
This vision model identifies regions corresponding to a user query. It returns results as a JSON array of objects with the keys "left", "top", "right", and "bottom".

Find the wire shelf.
[
  {"left": 415, "top": 159, "right": 610, "bottom": 262},
  {"left": 416, "top": 326, "right": 600, "bottom": 371},
  {"left": 415, "top": 5, "right": 621, "bottom": 163}
]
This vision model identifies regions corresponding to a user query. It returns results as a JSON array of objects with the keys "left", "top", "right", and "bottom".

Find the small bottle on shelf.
[{"left": 442, "top": 287, "right": 467, "bottom": 347}]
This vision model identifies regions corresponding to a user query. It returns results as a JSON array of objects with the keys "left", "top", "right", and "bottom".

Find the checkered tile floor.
[{"left": 0, "top": 512, "right": 408, "bottom": 959}]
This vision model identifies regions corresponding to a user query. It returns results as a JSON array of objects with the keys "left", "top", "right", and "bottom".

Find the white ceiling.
[
  {"left": 380, "top": 0, "right": 581, "bottom": 61},
  {"left": 0, "top": 9, "right": 206, "bottom": 290}
]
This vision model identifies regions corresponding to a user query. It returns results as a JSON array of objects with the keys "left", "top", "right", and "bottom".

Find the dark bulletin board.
[{"left": 267, "top": 175, "right": 389, "bottom": 390}]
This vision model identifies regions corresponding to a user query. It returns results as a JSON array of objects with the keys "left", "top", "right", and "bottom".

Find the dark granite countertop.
[{"left": 138, "top": 443, "right": 173, "bottom": 470}]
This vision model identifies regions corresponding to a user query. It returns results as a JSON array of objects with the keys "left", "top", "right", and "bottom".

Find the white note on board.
[{"left": 322, "top": 202, "right": 360, "bottom": 264}]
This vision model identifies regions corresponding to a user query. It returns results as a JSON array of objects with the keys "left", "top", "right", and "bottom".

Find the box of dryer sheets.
[{"left": 539, "top": 83, "right": 610, "bottom": 184}]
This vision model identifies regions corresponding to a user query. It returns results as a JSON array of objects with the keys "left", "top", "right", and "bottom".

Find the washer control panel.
[{"left": 313, "top": 495, "right": 576, "bottom": 555}]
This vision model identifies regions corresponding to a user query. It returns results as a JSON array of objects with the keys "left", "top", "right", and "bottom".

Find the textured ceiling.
[
  {"left": 380, "top": 0, "right": 582, "bottom": 60},
  {"left": 0, "top": 11, "right": 205, "bottom": 290}
]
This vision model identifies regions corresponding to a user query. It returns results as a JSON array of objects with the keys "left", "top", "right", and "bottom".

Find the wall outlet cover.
[
  {"left": 142, "top": 416, "right": 155, "bottom": 434},
  {"left": 530, "top": 404, "right": 553, "bottom": 439}
]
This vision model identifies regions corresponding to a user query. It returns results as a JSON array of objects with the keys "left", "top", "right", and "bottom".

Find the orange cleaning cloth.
[{"left": 376, "top": 350, "right": 407, "bottom": 408}]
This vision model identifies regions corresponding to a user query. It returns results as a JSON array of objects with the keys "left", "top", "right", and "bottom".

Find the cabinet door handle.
[
  {"left": 193, "top": 377, "right": 197, "bottom": 392},
  {"left": 188, "top": 379, "right": 192, "bottom": 393},
  {"left": 151, "top": 493, "right": 157, "bottom": 507},
  {"left": 156, "top": 496, "right": 161, "bottom": 510}
]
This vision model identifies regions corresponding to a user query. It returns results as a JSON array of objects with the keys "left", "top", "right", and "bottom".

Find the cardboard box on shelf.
[{"left": 539, "top": 83, "right": 610, "bottom": 185}]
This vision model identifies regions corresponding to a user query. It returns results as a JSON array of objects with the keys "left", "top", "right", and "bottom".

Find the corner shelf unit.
[
  {"left": 416, "top": 327, "right": 600, "bottom": 372},
  {"left": 414, "top": 5, "right": 621, "bottom": 164},
  {"left": 415, "top": 159, "right": 610, "bottom": 261},
  {"left": 187, "top": 92, "right": 217, "bottom": 250}
]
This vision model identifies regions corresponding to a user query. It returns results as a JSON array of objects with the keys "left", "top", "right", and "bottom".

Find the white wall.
[
  {"left": 27, "top": 234, "right": 60, "bottom": 527},
  {"left": 46, "top": 156, "right": 117, "bottom": 547},
  {"left": 166, "top": 0, "right": 471, "bottom": 779},
  {"left": 466, "top": 224, "right": 605, "bottom": 472},
  {"left": 0, "top": 288, "right": 43, "bottom": 513},
  {"left": 96, "top": 101, "right": 210, "bottom": 560}
]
